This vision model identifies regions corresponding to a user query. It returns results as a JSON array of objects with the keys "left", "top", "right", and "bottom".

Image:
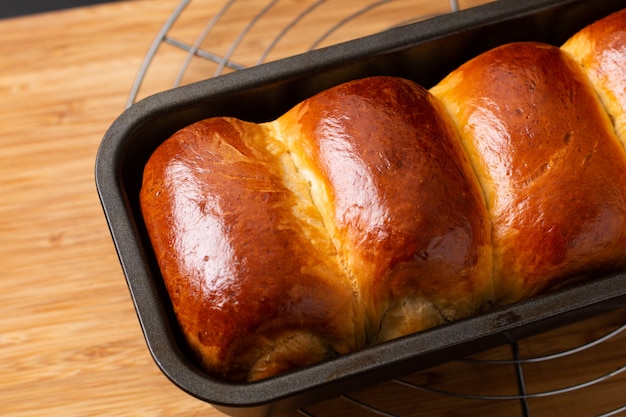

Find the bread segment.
[
  {"left": 431, "top": 42, "right": 626, "bottom": 305},
  {"left": 275, "top": 77, "right": 493, "bottom": 342},
  {"left": 140, "top": 117, "right": 366, "bottom": 381},
  {"left": 562, "top": 8, "right": 626, "bottom": 148}
]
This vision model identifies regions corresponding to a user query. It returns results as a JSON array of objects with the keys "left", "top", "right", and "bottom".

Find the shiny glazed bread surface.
[
  {"left": 562, "top": 7, "right": 626, "bottom": 146},
  {"left": 431, "top": 40, "right": 626, "bottom": 304},
  {"left": 140, "top": 8, "right": 626, "bottom": 382}
]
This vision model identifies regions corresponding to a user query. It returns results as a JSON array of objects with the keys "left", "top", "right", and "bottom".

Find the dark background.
[{"left": 0, "top": 1, "right": 115, "bottom": 19}]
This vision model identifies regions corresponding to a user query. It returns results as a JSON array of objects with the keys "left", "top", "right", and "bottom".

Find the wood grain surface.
[{"left": 0, "top": 1, "right": 624, "bottom": 417}]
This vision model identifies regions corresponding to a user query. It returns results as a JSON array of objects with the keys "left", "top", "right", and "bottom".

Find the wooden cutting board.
[{"left": 1, "top": 1, "right": 624, "bottom": 416}]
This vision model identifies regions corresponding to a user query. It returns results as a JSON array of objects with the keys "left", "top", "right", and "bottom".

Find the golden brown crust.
[
  {"left": 140, "top": 118, "right": 365, "bottom": 381},
  {"left": 562, "top": 8, "right": 626, "bottom": 147},
  {"left": 276, "top": 77, "right": 493, "bottom": 341},
  {"left": 431, "top": 42, "right": 626, "bottom": 304}
]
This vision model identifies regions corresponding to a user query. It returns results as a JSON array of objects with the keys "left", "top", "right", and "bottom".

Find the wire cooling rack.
[
  {"left": 126, "top": 0, "right": 481, "bottom": 107},
  {"left": 297, "top": 306, "right": 626, "bottom": 417},
  {"left": 127, "top": 1, "right": 626, "bottom": 416}
]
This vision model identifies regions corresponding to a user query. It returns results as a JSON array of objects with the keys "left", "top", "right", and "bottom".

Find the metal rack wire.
[
  {"left": 127, "top": 1, "right": 626, "bottom": 416},
  {"left": 127, "top": 0, "right": 467, "bottom": 107},
  {"left": 303, "top": 309, "right": 626, "bottom": 417}
]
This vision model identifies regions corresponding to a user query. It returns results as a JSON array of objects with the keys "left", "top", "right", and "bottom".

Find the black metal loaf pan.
[{"left": 95, "top": 0, "right": 626, "bottom": 415}]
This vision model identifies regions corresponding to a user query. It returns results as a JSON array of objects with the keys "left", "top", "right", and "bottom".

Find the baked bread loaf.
[{"left": 140, "top": 8, "right": 626, "bottom": 381}]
